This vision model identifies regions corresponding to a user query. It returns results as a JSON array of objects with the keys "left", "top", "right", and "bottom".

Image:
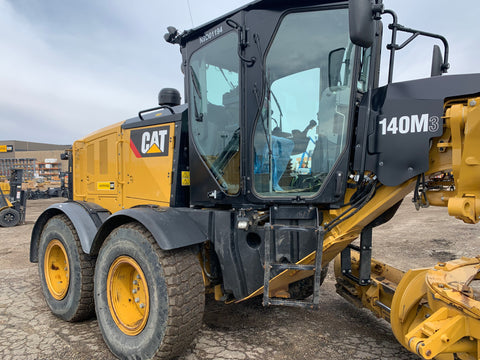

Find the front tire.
[
  {"left": 38, "top": 214, "right": 96, "bottom": 321},
  {"left": 94, "top": 223, "right": 205, "bottom": 360}
]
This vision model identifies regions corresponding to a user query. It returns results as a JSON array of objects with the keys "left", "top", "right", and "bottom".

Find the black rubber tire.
[
  {"left": 288, "top": 266, "right": 329, "bottom": 300},
  {"left": 0, "top": 207, "right": 20, "bottom": 227},
  {"left": 94, "top": 223, "right": 205, "bottom": 360},
  {"left": 38, "top": 214, "right": 96, "bottom": 321}
]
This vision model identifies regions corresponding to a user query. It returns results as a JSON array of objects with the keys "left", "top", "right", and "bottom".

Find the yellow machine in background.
[
  {"left": 0, "top": 169, "right": 26, "bottom": 227},
  {"left": 30, "top": 0, "right": 480, "bottom": 359},
  {"left": 0, "top": 181, "right": 10, "bottom": 195},
  {"left": 0, "top": 181, "right": 12, "bottom": 211}
]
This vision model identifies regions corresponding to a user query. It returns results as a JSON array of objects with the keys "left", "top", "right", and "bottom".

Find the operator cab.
[{"left": 168, "top": 0, "right": 372, "bottom": 208}]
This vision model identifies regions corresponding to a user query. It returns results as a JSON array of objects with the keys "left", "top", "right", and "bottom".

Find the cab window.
[
  {"left": 189, "top": 32, "right": 240, "bottom": 195},
  {"left": 253, "top": 8, "right": 354, "bottom": 197}
]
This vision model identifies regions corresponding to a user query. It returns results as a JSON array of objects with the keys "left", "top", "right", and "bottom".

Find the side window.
[{"left": 189, "top": 32, "right": 240, "bottom": 195}]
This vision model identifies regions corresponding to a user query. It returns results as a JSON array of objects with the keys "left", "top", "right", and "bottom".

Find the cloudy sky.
[{"left": 1, "top": 0, "right": 478, "bottom": 144}]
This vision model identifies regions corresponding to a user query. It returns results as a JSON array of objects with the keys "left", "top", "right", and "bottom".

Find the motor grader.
[{"left": 30, "top": 0, "right": 480, "bottom": 359}]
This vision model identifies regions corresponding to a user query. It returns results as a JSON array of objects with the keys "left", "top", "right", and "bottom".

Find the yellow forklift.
[
  {"left": 30, "top": 0, "right": 480, "bottom": 359},
  {"left": 0, "top": 169, "right": 26, "bottom": 227}
]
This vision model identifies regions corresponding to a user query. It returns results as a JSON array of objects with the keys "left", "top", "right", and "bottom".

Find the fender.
[
  {"left": 90, "top": 206, "right": 209, "bottom": 255},
  {"left": 30, "top": 201, "right": 110, "bottom": 262}
]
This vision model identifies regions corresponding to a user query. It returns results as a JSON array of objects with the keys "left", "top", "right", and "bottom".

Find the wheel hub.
[
  {"left": 44, "top": 239, "right": 70, "bottom": 300},
  {"left": 107, "top": 256, "right": 149, "bottom": 336}
]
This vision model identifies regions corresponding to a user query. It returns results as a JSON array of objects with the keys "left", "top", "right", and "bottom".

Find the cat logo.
[{"left": 130, "top": 126, "right": 170, "bottom": 158}]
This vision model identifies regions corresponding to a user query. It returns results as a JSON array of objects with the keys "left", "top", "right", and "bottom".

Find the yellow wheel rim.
[
  {"left": 107, "top": 256, "right": 149, "bottom": 336},
  {"left": 44, "top": 239, "right": 70, "bottom": 300}
]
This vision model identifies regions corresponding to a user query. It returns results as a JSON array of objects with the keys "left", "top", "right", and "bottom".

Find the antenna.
[{"left": 186, "top": 0, "right": 194, "bottom": 28}]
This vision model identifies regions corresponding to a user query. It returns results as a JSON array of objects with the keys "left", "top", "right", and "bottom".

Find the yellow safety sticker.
[
  {"left": 97, "top": 181, "right": 115, "bottom": 190},
  {"left": 181, "top": 171, "right": 190, "bottom": 186}
]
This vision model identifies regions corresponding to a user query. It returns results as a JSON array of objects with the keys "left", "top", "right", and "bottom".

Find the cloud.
[{"left": 0, "top": 0, "right": 184, "bottom": 143}]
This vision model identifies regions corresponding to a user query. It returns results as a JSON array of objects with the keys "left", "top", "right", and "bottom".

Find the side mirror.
[
  {"left": 349, "top": 0, "right": 374, "bottom": 48},
  {"left": 329, "top": 48, "right": 346, "bottom": 88},
  {"left": 431, "top": 45, "right": 443, "bottom": 77}
]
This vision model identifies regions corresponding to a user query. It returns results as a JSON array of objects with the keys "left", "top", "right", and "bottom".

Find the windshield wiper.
[
  {"left": 219, "top": 67, "right": 236, "bottom": 90},
  {"left": 270, "top": 90, "right": 283, "bottom": 130},
  {"left": 253, "top": 84, "right": 272, "bottom": 172},
  {"left": 189, "top": 66, "right": 202, "bottom": 99},
  {"left": 189, "top": 66, "right": 204, "bottom": 121},
  {"left": 192, "top": 95, "right": 203, "bottom": 122}
]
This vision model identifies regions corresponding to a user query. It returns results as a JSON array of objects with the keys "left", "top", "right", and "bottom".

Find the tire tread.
[
  {"left": 40, "top": 214, "right": 96, "bottom": 322},
  {"left": 121, "top": 223, "right": 204, "bottom": 359}
]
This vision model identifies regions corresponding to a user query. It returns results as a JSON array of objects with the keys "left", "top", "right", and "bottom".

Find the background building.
[{"left": 0, "top": 140, "right": 70, "bottom": 181}]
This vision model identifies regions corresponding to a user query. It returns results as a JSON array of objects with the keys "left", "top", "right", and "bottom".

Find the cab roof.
[{"left": 178, "top": 0, "right": 345, "bottom": 44}]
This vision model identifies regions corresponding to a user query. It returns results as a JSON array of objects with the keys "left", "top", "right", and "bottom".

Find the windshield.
[
  {"left": 253, "top": 8, "right": 354, "bottom": 197},
  {"left": 189, "top": 31, "right": 240, "bottom": 195}
]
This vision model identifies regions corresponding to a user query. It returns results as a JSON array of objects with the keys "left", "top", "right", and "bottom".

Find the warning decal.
[
  {"left": 97, "top": 182, "right": 115, "bottom": 190},
  {"left": 181, "top": 171, "right": 190, "bottom": 186}
]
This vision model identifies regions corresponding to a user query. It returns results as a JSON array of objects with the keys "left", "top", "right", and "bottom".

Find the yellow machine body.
[{"left": 72, "top": 121, "right": 176, "bottom": 212}]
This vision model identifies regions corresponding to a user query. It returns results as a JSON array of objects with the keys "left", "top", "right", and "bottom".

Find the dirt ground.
[{"left": 0, "top": 197, "right": 478, "bottom": 360}]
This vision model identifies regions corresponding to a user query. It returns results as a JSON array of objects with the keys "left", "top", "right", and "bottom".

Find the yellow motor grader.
[{"left": 30, "top": 0, "right": 480, "bottom": 359}]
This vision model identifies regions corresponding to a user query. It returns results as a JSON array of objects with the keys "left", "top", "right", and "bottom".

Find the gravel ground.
[{"left": 0, "top": 197, "right": 478, "bottom": 359}]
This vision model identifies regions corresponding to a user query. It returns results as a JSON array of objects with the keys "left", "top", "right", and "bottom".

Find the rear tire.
[
  {"left": 94, "top": 223, "right": 205, "bottom": 360},
  {"left": 0, "top": 208, "right": 20, "bottom": 227},
  {"left": 38, "top": 214, "right": 96, "bottom": 321}
]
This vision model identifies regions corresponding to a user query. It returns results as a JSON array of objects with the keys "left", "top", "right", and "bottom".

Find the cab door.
[{"left": 187, "top": 28, "right": 241, "bottom": 206}]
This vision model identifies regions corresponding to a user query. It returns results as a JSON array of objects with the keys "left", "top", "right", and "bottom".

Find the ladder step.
[
  {"left": 263, "top": 216, "right": 325, "bottom": 308},
  {"left": 269, "top": 263, "right": 315, "bottom": 271},
  {"left": 348, "top": 244, "right": 361, "bottom": 252},
  {"left": 273, "top": 225, "right": 314, "bottom": 233}
]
